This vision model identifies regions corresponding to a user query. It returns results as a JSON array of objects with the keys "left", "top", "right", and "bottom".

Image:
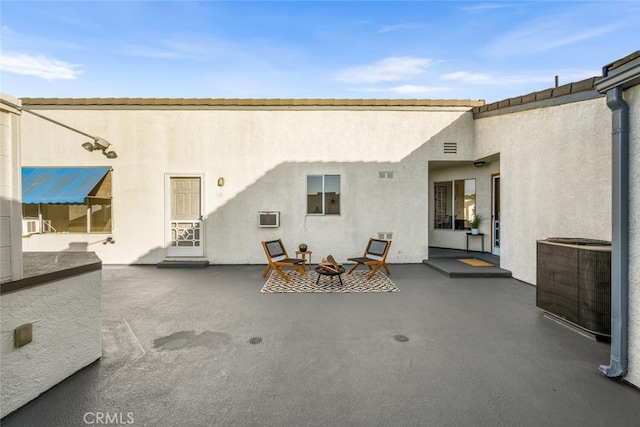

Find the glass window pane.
[
  {"left": 446, "top": 179, "right": 477, "bottom": 230},
  {"left": 463, "top": 179, "right": 476, "bottom": 226},
  {"left": 42, "top": 204, "right": 69, "bottom": 232},
  {"left": 68, "top": 204, "right": 88, "bottom": 232},
  {"left": 454, "top": 181, "right": 465, "bottom": 229},
  {"left": 324, "top": 175, "right": 340, "bottom": 194},
  {"left": 324, "top": 175, "right": 340, "bottom": 215},
  {"left": 90, "top": 199, "right": 112, "bottom": 232},
  {"left": 434, "top": 181, "right": 453, "bottom": 229},
  {"left": 307, "top": 175, "right": 323, "bottom": 214},
  {"left": 23, "top": 204, "right": 39, "bottom": 218},
  {"left": 307, "top": 175, "right": 340, "bottom": 215},
  {"left": 433, "top": 179, "right": 476, "bottom": 230},
  {"left": 22, "top": 169, "right": 114, "bottom": 234}
]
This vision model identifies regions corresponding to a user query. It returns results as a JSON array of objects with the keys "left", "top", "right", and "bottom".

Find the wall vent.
[
  {"left": 378, "top": 232, "right": 393, "bottom": 240},
  {"left": 443, "top": 142, "right": 458, "bottom": 154},
  {"left": 378, "top": 171, "right": 394, "bottom": 179},
  {"left": 258, "top": 211, "right": 280, "bottom": 227}
]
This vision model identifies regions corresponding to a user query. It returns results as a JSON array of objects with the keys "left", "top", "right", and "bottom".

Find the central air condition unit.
[
  {"left": 536, "top": 238, "right": 612, "bottom": 338},
  {"left": 259, "top": 211, "right": 280, "bottom": 227}
]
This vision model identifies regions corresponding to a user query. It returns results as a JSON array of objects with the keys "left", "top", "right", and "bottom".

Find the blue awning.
[{"left": 22, "top": 167, "right": 111, "bottom": 204}]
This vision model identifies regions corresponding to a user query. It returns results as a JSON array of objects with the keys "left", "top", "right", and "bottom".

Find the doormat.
[
  {"left": 261, "top": 270, "right": 398, "bottom": 293},
  {"left": 458, "top": 258, "right": 495, "bottom": 267}
]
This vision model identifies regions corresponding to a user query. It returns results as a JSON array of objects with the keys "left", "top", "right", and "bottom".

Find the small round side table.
[{"left": 295, "top": 250, "right": 312, "bottom": 271}]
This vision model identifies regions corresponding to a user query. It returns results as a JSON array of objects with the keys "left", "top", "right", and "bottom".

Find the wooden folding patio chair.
[
  {"left": 262, "top": 239, "right": 307, "bottom": 282},
  {"left": 347, "top": 238, "right": 392, "bottom": 280}
]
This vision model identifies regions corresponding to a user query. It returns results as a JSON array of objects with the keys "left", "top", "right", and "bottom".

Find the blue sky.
[{"left": 1, "top": 1, "right": 638, "bottom": 103}]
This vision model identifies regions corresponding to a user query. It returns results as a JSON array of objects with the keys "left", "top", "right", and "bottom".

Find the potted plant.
[
  {"left": 298, "top": 243, "right": 308, "bottom": 252},
  {"left": 470, "top": 214, "right": 484, "bottom": 235}
]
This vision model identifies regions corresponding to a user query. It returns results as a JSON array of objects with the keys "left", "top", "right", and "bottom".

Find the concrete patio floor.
[{"left": 3, "top": 263, "right": 639, "bottom": 426}]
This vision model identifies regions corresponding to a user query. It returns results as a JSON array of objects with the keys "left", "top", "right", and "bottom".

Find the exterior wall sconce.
[
  {"left": 82, "top": 137, "right": 118, "bottom": 159},
  {"left": 217, "top": 177, "right": 225, "bottom": 186},
  {"left": 473, "top": 161, "right": 486, "bottom": 168}
]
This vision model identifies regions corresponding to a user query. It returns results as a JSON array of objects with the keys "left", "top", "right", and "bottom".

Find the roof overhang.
[{"left": 595, "top": 51, "right": 640, "bottom": 93}]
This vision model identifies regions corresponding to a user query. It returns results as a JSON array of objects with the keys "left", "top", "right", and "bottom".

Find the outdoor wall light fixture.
[
  {"left": 82, "top": 137, "right": 118, "bottom": 159},
  {"left": 473, "top": 161, "right": 486, "bottom": 168},
  {"left": 217, "top": 177, "right": 225, "bottom": 186}
]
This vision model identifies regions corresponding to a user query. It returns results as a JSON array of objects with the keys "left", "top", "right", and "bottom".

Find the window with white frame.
[
  {"left": 21, "top": 168, "right": 113, "bottom": 234},
  {"left": 307, "top": 175, "right": 340, "bottom": 215},
  {"left": 434, "top": 179, "right": 476, "bottom": 230}
]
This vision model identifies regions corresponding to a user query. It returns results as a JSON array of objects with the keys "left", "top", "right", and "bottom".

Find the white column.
[{"left": 0, "top": 93, "right": 23, "bottom": 283}]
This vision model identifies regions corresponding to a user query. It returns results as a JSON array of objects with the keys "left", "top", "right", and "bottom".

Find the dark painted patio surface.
[
  {"left": 3, "top": 264, "right": 638, "bottom": 427},
  {"left": 423, "top": 247, "right": 511, "bottom": 278}
]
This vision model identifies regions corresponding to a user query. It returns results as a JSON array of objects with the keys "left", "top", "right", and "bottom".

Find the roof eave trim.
[{"left": 595, "top": 61, "right": 640, "bottom": 93}]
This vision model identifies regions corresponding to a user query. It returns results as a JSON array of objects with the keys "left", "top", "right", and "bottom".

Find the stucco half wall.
[{"left": 1, "top": 266, "right": 102, "bottom": 417}]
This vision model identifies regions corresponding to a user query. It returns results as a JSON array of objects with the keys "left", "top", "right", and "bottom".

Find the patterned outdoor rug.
[{"left": 260, "top": 270, "right": 399, "bottom": 293}]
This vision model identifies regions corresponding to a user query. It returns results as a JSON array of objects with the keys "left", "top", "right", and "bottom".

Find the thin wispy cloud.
[
  {"left": 442, "top": 71, "right": 493, "bottom": 84},
  {"left": 1, "top": 25, "right": 83, "bottom": 51},
  {"left": 388, "top": 85, "right": 451, "bottom": 95},
  {"left": 442, "top": 70, "right": 551, "bottom": 86},
  {"left": 335, "top": 57, "right": 432, "bottom": 83},
  {"left": 124, "top": 36, "right": 257, "bottom": 63},
  {"left": 2, "top": 25, "right": 28, "bottom": 43},
  {"left": 344, "top": 84, "right": 451, "bottom": 97},
  {"left": 442, "top": 69, "right": 598, "bottom": 87},
  {"left": 377, "top": 23, "right": 421, "bottom": 33},
  {"left": 124, "top": 43, "right": 195, "bottom": 60},
  {"left": 459, "top": 3, "right": 515, "bottom": 13},
  {"left": 484, "top": 17, "right": 621, "bottom": 57},
  {"left": 0, "top": 52, "right": 82, "bottom": 80}
]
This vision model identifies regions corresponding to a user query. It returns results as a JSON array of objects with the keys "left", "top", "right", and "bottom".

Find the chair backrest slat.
[
  {"left": 265, "top": 240, "right": 286, "bottom": 258},
  {"left": 367, "top": 239, "right": 389, "bottom": 257}
]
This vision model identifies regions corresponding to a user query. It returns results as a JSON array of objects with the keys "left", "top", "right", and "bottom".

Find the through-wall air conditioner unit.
[
  {"left": 22, "top": 219, "right": 40, "bottom": 236},
  {"left": 259, "top": 211, "right": 280, "bottom": 228}
]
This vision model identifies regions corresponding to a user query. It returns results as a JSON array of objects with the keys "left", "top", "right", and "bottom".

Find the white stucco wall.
[
  {"left": 0, "top": 270, "right": 102, "bottom": 417},
  {"left": 474, "top": 98, "right": 612, "bottom": 284},
  {"left": 0, "top": 94, "right": 23, "bottom": 283},
  {"left": 626, "top": 84, "right": 639, "bottom": 388},
  {"left": 19, "top": 106, "right": 475, "bottom": 264}
]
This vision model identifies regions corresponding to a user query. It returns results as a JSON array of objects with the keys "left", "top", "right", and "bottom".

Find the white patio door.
[
  {"left": 492, "top": 174, "right": 501, "bottom": 256},
  {"left": 167, "top": 176, "right": 204, "bottom": 257}
]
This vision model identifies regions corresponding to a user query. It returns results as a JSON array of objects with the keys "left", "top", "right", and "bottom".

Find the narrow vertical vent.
[
  {"left": 378, "top": 171, "right": 394, "bottom": 179},
  {"left": 443, "top": 142, "right": 458, "bottom": 154}
]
